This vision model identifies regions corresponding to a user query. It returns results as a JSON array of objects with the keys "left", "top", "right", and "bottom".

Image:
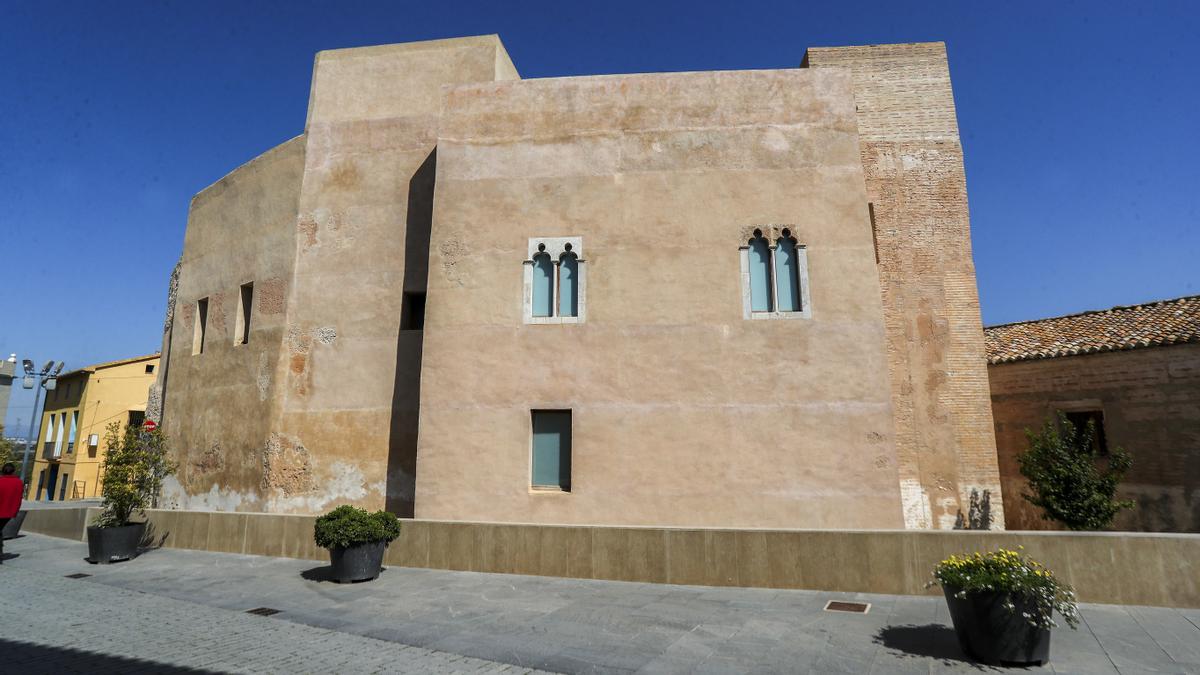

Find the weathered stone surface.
[
  {"left": 803, "top": 43, "right": 1004, "bottom": 529},
  {"left": 157, "top": 36, "right": 1002, "bottom": 530},
  {"left": 417, "top": 67, "right": 901, "bottom": 528}
]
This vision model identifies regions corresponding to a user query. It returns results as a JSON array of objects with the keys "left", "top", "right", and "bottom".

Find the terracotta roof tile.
[{"left": 984, "top": 295, "right": 1200, "bottom": 364}]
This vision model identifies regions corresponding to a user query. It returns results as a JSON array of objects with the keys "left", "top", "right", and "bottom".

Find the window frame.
[
  {"left": 1052, "top": 400, "right": 1110, "bottom": 457},
  {"left": 523, "top": 237, "right": 586, "bottom": 325},
  {"left": 530, "top": 409, "right": 572, "bottom": 493},
  {"left": 234, "top": 282, "right": 254, "bottom": 346},
  {"left": 739, "top": 226, "right": 812, "bottom": 320},
  {"left": 193, "top": 297, "right": 209, "bottom": 355}
]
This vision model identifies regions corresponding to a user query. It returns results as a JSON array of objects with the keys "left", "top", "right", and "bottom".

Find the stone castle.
[{"left": 151, "top": 36, "right": 1002, "bottom": 530}]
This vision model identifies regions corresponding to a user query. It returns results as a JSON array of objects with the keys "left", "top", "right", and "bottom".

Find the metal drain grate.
[
  {"left": 64, "top": 573, "right": 92, "bottom": 579},
  {"left": 245, "top": 607, "right": 281, "bottom": 617},
  {"left": 824, "top": 600, "right": 871, "bottom": 614}
]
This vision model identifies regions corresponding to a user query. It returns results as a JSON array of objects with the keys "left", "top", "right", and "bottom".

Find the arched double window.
[
  {"left": 742, "top": 227, "right": 810, "bottom": 319},
  {"left": 525, "top": 238, "right": 585, "bottom": 324}
]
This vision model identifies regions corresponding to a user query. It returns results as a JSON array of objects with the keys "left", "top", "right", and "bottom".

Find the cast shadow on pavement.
[
  {"left": 299, "top": 565, "right": 389, "bottom": 583},
  {"left": 874, "top": 624, "right": 995, "bottom": 670},
  {"left": 300, "top": 565, "right": 336, "bottom": 582},
  {"left": 0, "top": 637, "right": 219, "bottom": 673}
]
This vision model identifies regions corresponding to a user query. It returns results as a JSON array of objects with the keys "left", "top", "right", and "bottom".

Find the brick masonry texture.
[
  {"left": 990, "top": 342, "right": 1200, "bottom": 532},
  {"left": 803, "top": 43, "right": 1004, "bottom": 529}
]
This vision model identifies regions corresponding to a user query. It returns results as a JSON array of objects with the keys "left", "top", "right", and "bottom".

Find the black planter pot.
[
  {"left": 2, "top": 510, "right": 27, "bottom": 540},
  {"left": 327, "top": 541, "right": 387, "bottom": 583},
  {"left": 86, "top": 522, "right": 147, "bottom": 564},
  {"left": 943, "top": 585, "right": 1051, "bottom": 666}
]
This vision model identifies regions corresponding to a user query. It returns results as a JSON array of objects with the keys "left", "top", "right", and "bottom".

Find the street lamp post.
[{"left": 19, "top": 359, "right": 63, "bottom": 486}]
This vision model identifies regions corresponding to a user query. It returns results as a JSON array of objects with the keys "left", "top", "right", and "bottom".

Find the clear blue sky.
[{"left": 2, "top": 1, "right": 1197, "bottom": 435}]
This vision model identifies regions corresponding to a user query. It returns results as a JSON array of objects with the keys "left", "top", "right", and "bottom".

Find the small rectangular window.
[
  {"left": 1064, "top": 410, "right": 1109, "bottom": 456},
  {"left": 194, "top": 298, "right": 209, "bottom": 355},
  {"left": 145, "top": 364, "right": 155, "bottom": 374},
  {"left": 531, "top": 410, "right": 572, "bottom": 491},
  {"left": 401, "top": 292, "right": 426, "bottom": 331},
  {"left": 67, "top": 410, "right": 77, "bottom": 454},
  {"left": 868, "top": 203, "right": 880, "bottom": 264},
  {"left": 43, "top": 414, "right": 55, "bottom": 453},
  {"left": 235, "top": 283, "right": 253, "bottom": 345}
]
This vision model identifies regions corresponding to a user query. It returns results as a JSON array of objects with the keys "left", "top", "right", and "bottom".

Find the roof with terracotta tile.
[{"left": 985, "top": 295, "right": 1200, "bottom": 364}]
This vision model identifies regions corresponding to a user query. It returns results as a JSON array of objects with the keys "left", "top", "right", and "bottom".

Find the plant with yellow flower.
[
  {"left": 930, "top": 547, "right": 1078, "bottom": 630},
  {"left": 929, "top": 547, "right": 1078, "bottom": 665}
]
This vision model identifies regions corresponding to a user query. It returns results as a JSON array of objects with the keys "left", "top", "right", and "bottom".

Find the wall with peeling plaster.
[
  {"left": 160, "top": 135, "right": 306, "bottom": 512},
  {"left": 803, "top": 43, "right": 1004, "bottom": 529},
  {"left": 159, "top": 37, "right": 1001, "bottom": 529}
]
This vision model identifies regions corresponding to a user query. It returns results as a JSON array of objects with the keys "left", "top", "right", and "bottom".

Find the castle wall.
[
  {"left": 160, "top": 37, "right": 1000, "bottom": 529},
  {"left": 272, "top": 36, "right": 519, "bottom": 515},
  {"left": 161, "top": 136, "right": 305, "bottom": 510},
  {"left": 803, "top": 43, "right": 1004, "bottom": 529},
  {"left": 415, "top": 68, "right": 904, "bottom": 528},
  {"left": 990, "top": 344, "right": 1200, "bottom": 532}
]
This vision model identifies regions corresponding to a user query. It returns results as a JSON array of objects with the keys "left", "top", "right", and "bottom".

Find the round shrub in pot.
[
  {"left": 314, "top": 505, "right": 402, "bottom": 583},
  {"left": 929, "top": 547, "right": 1078, "bottom": 666}
]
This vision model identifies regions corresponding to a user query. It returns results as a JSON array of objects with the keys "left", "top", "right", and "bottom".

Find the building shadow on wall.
[{"left": 386, "top": 149, "right": 436, "bottom": 518}]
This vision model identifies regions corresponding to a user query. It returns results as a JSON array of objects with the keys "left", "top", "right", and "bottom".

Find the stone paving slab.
[
  {"left": 0, "top": 565, "right": 545, "bottom": 674},
  {"left": 3, "top": 532, "right": 1199, "bottom": 673}
]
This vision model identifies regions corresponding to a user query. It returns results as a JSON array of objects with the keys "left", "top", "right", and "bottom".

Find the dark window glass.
[
  {"left": 532, "top": 410, "right": 571, "bottom": 491},
  {"left": 1064, "top": 410, "right": 1108, "bottom": 456},
  {"left": 402, "top": 292, "right": 426, "bottom": 331}
]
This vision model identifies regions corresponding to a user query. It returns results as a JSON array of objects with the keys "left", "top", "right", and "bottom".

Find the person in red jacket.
[{"left": 0, "top": 463, "right": 23, "bottom": 561}]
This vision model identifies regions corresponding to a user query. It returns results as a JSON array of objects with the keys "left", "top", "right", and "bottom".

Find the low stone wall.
[
  {"left": 20, "top": 507, "right": 1200, "bottom": 608},
  {"left": 20, "top": 507, "right": 91, "bottom": 541}
]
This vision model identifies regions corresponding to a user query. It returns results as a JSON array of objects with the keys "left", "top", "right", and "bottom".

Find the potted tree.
[
  {"left": 87, "top": 421, "right": 175, "bottom": 564},
  {"left": 313, "top": 505, "right": 401, "bottom": 583},
  {"left": 929, "top": 548, "right": 1078, "bottom": 666}
]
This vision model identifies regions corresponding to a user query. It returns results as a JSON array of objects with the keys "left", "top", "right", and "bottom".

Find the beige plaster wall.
[
  {"left": 803, "top": 43, "right": 1004, "bottom": 529},
  {"left": 274, "top": 36, "right": 519, "bottom": 516},
  {"left": 416, "top": 68, "right": 903, "bottom": 528},
  {"left": 161, "top": 136, "right": 305, "bottom": 511},
  {"left": 990, "top": 344, "right": 1200, "bottom": 532}
]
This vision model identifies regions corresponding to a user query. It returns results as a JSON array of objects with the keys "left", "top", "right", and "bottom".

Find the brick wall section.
[
  {"left": 989, "top": 343, "right": 1200, "bottom": 532},
  {"left": 803, "top": 43, "right": 1003, "bottom": 529}
]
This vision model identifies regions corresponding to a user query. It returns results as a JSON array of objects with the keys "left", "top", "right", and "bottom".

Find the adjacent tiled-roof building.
[
  {"left": 986, "top": 294, "right": 1200, "bottom": 533},
  {"left": 984, "top": 295, "right": 1200, "bottom": 364}
]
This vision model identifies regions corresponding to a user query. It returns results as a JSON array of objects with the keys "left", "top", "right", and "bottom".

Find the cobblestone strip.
[{"left": 1, "top": 567, "right": 549, "bottom": 674}]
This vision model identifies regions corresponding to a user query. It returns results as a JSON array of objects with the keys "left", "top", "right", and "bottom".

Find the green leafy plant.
[
  {"left": 929, "top": 548, "right": 1079, "bottom": 630},
  {"left": 314, "top": 505, "right": 402, "bottom": 550},
  {"left": 96, "top": 421, "right": 176, "bottom": 528},
  {"left": 1018, "top": 414, "right": 1134, "bottom": 530},
  {"left": 0, "top": 425, "right": 16, "bottom": 467}
]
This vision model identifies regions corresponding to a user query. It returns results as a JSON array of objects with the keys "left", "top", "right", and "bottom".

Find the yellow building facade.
[{"left": 28, "top": 354, "right": 159, "bottom": 501}]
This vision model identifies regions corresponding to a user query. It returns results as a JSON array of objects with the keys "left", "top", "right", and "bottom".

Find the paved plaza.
[{"left": 2, "top": 532, "right": 1199, "bottom": 673}]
